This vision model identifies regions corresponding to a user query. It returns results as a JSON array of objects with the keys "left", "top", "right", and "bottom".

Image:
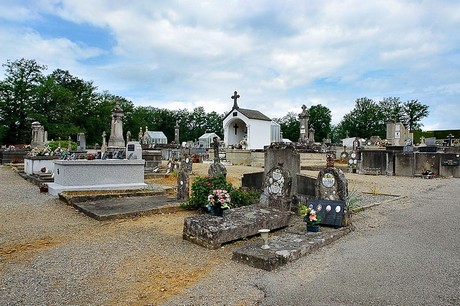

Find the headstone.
[
  {"left": 316, "top": 156, "right": 348, "bottom": 201},
  {"left": 308, "top": 127, "right": 315, "bottom": 143},
  {"left": 126, "top": 141, "right": 142, "bottom": 160},
  {"left": 77, "top": 133, "right": 86, "bottom": 151},
  {"left": 31, "top": 121, "right": 46, "bottom": 148},
  {"left": 208, "top": 137, "right": 227, "bottom": 177},
  {"left": 315, "top": 156, "right": 349, "bottom": 226},
  {"left": 108, "top": 104, "right": 125, "bottom": 148},
  {"left": 177, "top": 155, "right": 191, "bottom": 200},
  {"left": 174, "top": 121, "right": 180, "bottom": 144},
  {"left": 101, "top": 131, "right": 107, "bottom": 154},
  {"left": 264, "top": 142, "right": 300, "bottom": 198},
  {"left": 259, "top": 162, "right": 292, "bottom": 211},
  {"left": 298, "top": 105, "right": 310, "bottom": 143}
]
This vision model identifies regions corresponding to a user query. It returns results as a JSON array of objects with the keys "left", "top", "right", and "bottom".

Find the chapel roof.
[{"left": 224, "top": 107, "right": 272, "bottom": 121}]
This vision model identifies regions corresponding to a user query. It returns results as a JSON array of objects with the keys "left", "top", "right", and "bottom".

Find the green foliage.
[
  {"left": 347, "top": 188, "right": 363, "bottom": 210},
  {"left": 230, "top": 188, "right": 261, "bottom": 207},
  {"left": 274, "top": 112, "right": 299, "bottom": 142},
  {"left": 186, "top": 175, "right": 234, "bottom": 209},
  {"left": 309, "top": 104, "right": 332, "bottom": 142},
  {"left": 403, "top": 99, "right": 429, "bottom": 131}
]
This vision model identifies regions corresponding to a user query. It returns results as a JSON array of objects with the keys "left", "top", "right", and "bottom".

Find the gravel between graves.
[{"left": 0, "top": 164, "right": 450, "bottom": 305}]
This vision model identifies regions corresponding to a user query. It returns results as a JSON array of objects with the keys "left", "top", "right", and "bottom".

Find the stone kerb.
[{"left": 182, "top": 205, "right": 292, "bottom": 249}]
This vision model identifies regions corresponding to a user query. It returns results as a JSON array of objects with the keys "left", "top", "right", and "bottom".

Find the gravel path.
[{"left": 0, "top": 164, "right": 452, "bottom": 305}]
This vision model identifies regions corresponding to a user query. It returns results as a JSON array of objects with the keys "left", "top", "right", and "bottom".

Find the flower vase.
[
  {"left": 307, "top": 225, "right": 320, "bottom": 232},
  {"left": 212, "top": 205, "right": 224, "bottom": 217}
]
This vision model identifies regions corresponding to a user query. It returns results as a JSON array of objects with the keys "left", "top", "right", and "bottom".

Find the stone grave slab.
[
  {"left": 232, "top": 226, "right": 353, "bottom": 271},
  {"left": 183, "top": 204, "right": 293, "bottom": 249}
]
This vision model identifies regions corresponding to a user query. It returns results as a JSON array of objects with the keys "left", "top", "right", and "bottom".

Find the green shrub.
[
  {"left": 230, "top": 188, "right": 261, "bottom": 207},
  {"left": 185, "top": 175, "right": 234, "bottom": 210}
]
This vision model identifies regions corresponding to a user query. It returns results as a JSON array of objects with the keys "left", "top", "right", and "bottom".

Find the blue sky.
[{"left": 1, "top": 0, "right": 459, "bottom": 131}]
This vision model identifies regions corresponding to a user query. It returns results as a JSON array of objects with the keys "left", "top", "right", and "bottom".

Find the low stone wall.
[
  {"left": 225, "top": 149, "right": 252, "bottom": 165},
  {"left": 1, "top": 151, "right": 29, "bottom": 165}
]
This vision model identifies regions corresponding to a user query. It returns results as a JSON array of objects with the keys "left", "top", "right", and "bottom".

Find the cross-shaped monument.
[{"left": 231, "top": 91, "right": 240, "bottom": 109}]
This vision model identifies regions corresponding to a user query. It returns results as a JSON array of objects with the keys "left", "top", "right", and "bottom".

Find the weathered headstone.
[
  {"left": 259, "top": 162, "right": 292, "bottom": 211},
  {"left": 208, "top": 136, "right": 227, "bottom": 177},
  {"left": 126, "top": 141, "right": 142, "bottom": 160},
  {"left": 101, "top": 131, "right": 107, "bottom": 154},
  {"left": 264, "top": 142, "right": 300, "bottom": 197},
  {"left": 314, "top": 154, "right": 349, "bottom": 226},
  {"left": 298, "top": 105, "right": 310, "bottom": 143},
  {"left": 31, "top": 121, "right": 46, "bottom": 148},
  {"left": 108, "top": 104, "right": 125, "bottom": 148},
  {"left": 77, "top": 133, "right": 86, "bottom": 151}
]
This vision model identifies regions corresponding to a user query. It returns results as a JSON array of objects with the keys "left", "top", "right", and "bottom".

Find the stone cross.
[
  {"left": 231, "top": 91, "right": 240, "bottom": 109},
  {"left": 212, "top": 137, "right": 220, "bottom": 161},
  {"left": 233, "top": 124, "right": 239, "bottom": 135}
]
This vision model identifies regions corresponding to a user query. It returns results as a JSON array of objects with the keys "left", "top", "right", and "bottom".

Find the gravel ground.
[{"left": 0, "top": 164, "right": 451, "bottom": 305}]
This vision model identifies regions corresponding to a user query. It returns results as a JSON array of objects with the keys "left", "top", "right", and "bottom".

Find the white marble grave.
[{"left": 47, "top": 159, "right": 146, "bottom": 196}]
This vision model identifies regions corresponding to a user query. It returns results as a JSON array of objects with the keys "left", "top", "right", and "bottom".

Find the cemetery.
[{"left": 1, "top": 90, "right": 459, "bottom": 304}]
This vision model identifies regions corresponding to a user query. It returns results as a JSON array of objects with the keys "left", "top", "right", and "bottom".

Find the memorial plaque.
[
  {"left": 127, "top": 144, "right": 135, "bottom": 151},
  {"left": 308, "top": 199, "right": 345, "bottom": 228}
]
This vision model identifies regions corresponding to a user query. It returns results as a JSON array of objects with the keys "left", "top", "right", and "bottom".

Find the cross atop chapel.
[{"left": 231, "top": 91, "right": 240, "bottom": 109}]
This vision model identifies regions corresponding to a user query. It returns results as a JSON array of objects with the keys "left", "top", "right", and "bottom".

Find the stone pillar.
[
  {"left": 108, "top": 105, "right": 125, "bottom": 148},
  {"left": 174, "top": 121, "right": 180, "bottom": 144},
  {"left": 31, "top": 121, "right": 45, "bottom": 148},
  {"left": 298, "top": 105, "right": 309, "bottom": 143},
  {"left": 77, "top": 133, "right": 86, "bottom": 151}
]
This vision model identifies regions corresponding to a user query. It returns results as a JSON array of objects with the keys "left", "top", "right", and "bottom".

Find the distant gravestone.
[
  {"left": 31, "top": 121, "right": 46, "bottom": 149},
  {"left": 177, "top": 167, "right": 190, "bottom": 200},
  {"left": 314, "top": 155, "right": 349, "bottom": 227},
  {"left": 77, "top": 133, "right": 86, "bottom": 151},
  {"left": 259, "top": 162, "right": 292, "bottom": 211},
  {"left": 126, "top": 141, "right": 142, "bottom": 160},
  {"left": 208, "top": 137, "right": 227, "bottom": 177}
]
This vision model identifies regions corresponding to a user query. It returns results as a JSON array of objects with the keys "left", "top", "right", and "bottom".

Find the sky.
[{"left": 1, "top": 0, "right": 459, "bottom": 131}]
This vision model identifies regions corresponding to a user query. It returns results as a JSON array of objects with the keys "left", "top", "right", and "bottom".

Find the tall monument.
[
  {"left": 108, "top": 104, "right": 125, "bottom": 148},
  {"left": 298, "top": 105, "right": 310, "bottom": 143}
]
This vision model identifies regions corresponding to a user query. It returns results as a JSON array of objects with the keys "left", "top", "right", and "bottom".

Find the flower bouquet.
[
  {"left": 207, "top": 189, "right": 232, "bottom": 216},
  {"left": 303, "top": 207, "right": 321, "bottom": 232}
]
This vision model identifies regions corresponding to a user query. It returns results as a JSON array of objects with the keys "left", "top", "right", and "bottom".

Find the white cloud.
[{"left": 1, "top": 1, "right": 460, "bottom": 130}]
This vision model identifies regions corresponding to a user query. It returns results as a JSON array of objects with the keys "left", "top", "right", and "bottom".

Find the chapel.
[{"left": 222, "top": 91, "right": 281, "bottom": 150}]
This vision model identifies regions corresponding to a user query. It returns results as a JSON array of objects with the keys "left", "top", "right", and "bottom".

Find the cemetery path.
[
  {"left": 254, "top": 177, "right": 460, "bottom": 305},
  {"left": 1, "top": 164, "right": 458, "bottom": 305}
]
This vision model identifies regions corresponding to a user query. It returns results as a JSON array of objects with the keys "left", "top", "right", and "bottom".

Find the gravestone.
[
  {"left": 264, "top": 142, "right": 300, "bottom": 198},
  {"left": 77, "top": 133, "right": 86, "bottom": 151},
  {"left": 101, "top": 131, "right": 107, "bottom": 154},
  {"left": 176, "top": 157, "right": 190, "bottom": 200},
  {"left": 108, "top": 104, "right": 125, "bottom": 148},
  {"left": 208, "top": 136, "right": 227, "bottom": 177},
  {"left": 259, "top": 162, "right": 292, "bottom": 211},
  {"left": 31, "top": 121, "right": 46, "bottom": 148},
  {"left": 314, "top": 155, "right": 349, "bottom": 226},
  {"left": 126, "top": 141, "right": 142, "bottom": 160}
]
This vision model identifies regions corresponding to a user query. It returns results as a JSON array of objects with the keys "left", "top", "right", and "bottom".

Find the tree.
[
  {"left": 337, "top": 97, "right": 385, "bottom": 139},
  {"left": 403, "top": 99, "right": 429, "bottom": 131},
  {"left": 0, "top": 58, "right": 46, "bottom": 144},
  {"left": 273, "top": 112, "right": 299, "bottom": 142},
  {"left": 309, "top": 104, "right": 332, "bottom": 142},
  {"left": 379, "top": 97, "right": 405, "bottom": 123}
]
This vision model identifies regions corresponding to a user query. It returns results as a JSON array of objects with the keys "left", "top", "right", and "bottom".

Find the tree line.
[{"left": 0, "top": 58, "right": 429, "bottom": 147}]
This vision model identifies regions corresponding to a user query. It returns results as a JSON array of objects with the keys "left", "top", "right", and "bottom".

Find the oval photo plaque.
[{"left": 322, "top": 173, "right": 335, "bottom": 188}]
